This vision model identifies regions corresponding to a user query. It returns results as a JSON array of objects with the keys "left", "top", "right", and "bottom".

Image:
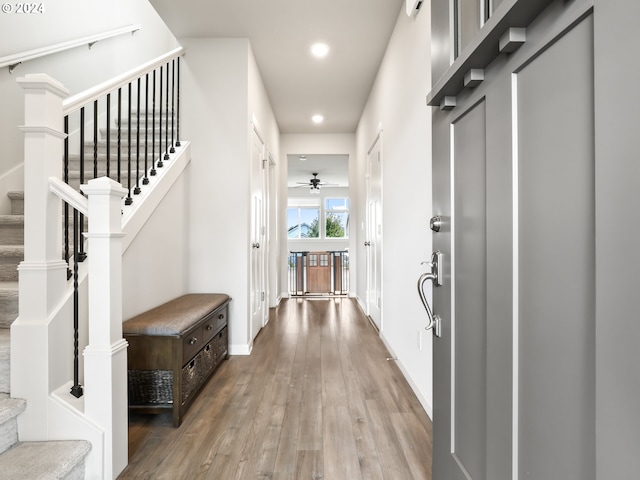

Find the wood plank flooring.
[{"left": 117, "top": 297, "right": 433, "bottom": 480}]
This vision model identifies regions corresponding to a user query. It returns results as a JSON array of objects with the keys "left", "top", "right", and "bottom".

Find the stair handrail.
[
  {"left": 63, "top": 46, "right": 185, "bottom": 115},
  {"left": 0, "top": 24, "right": 141, "bottom": 74},
  {"left": 49, "top": 177, "right": 88, "bottom": 216}
]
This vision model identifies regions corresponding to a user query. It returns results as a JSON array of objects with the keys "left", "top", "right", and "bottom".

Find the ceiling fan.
[{"left": 294, "top": 173, "right": 336, "bottom": 190}]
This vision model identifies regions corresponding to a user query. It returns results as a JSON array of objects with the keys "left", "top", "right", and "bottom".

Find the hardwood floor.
[{"left": 118, "top": 297, "right": 433, "bottom": 479}]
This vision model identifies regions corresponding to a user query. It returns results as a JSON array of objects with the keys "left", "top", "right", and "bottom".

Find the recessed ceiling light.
[
  {"left": 311, "top": 43, "right": 330, "bottom": 58},
  {"left": 312, "top": 114, "right": 324, "bottom": 124},
  {"left": 299, "top": 155, "right": 306, "bottom": 161}
]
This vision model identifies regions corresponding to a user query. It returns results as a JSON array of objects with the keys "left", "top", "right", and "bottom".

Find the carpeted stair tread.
[
  {"left": 0, "top": 215, "right": 24, "bottom": 245},
  {"left": 0, "top": 246, "right": 23, "bottom": 282},
  {"left": 0, "top": 330, "right": 9, "bottom": 393},
  {"left": 7, "top": 192, "right": 23, "bottom": 216},
  {"left": 0, "top": 394, "right": 24, "bottom": 453},
  {"left": 0, "top": 216, "right": 24, "bottom": 226},
  {"left": 0, "top": 284, "right": 17, "bottom": 329},
  {"left": 0, "top": 395, "right": 25, "bottom": 426},
  {"left": 0, "top": 246, "right": 23, "bottom": 257},
  {"left": 0, "top": 440, "right": 91, "bottom": 480}
]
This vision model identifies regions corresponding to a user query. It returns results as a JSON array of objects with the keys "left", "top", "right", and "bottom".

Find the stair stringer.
[{"left": 48, "top": 386, "right": 103, "bottom": 480}]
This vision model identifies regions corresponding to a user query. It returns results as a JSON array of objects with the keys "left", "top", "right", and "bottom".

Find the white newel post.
[
  {"left": 12, "top": 74, "right": 70, "bottom": 438},
  {"left": 82, "top": 177, "right": 128, "bottom": 479}
]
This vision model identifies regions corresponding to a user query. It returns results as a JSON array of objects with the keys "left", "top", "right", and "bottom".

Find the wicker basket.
[{"left": 128, "top": 369, "right": 174, "bottom": 406}]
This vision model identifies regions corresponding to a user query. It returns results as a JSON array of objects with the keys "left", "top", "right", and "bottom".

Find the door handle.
[
  {"left": 252, "top": 242, "right": 260, "bottom": 249},
  {"left": 364, "top": 241, "right": 371, "bottom": 246},
  {"left": 418, "top": 272, "right": 441, "bottom": 338},
  {"left": 417, "top": 251, "right": 444, "bottom": 338},
  {"left": 420, "top": 251, "right": 443, "bottom": 286}
]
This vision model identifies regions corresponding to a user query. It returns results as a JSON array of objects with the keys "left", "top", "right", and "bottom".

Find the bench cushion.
[{"left": 123, "top": 294, "right": 230, "bottom": 336}]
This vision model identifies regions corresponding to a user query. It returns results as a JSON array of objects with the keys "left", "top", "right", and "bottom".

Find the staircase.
[{"left": 0, "top": 192, "right": 91, "bottom": 478}]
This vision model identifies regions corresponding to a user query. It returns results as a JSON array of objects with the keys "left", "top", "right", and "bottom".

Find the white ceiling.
[
  {"left": 149, "top": 0, "right": 405, "bottom": 134},
  {"left": 287, "top": 154, "right": 349, "bottom": 189}
]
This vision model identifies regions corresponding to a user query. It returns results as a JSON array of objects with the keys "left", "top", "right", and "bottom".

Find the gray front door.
[{"left": 430, "top": 1, "right": 596, "bottom": 478}]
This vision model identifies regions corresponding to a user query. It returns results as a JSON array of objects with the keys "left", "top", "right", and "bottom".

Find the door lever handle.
[
  {"left": 420, "top": 252, "right": 443, "bottom": 286},
  {"left": 417, "top": 252, "right": 444, "bottom": 338},
  {"left": 418, "top": 272, "right": 441, "bottom": 338}
]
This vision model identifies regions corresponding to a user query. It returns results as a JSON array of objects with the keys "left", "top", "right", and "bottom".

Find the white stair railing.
[
  {"left": 13, "top": 73, "right": 129, "bottom": 479},
  {"left": 12, "top": 45, "right": 186, "bottom": 479}
]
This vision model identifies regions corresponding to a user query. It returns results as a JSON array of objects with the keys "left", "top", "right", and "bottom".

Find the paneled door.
[
  {"left": 366, "top": 132, "right": 383, "bottom": 330},
  {"left": 250, "top": 125, "right": 266, "bottom": 343},
  {"left": 431, "top": 2, "right": 596, "bottom": 479},
  {"left": 306, "top": 252, "right": 331, "bottom": 293}
]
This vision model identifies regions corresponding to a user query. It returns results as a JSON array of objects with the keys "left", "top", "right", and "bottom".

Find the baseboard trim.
[
  {"left": 379, "top": 331, "right": 433, "bottom": 420},
  {"left": 228, "top": 343, "right": 252, "bottom": 356}
]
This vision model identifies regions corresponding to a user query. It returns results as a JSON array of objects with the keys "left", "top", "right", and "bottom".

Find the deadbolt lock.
[{"left": 429, "top": 215, "right": 442, "bottom": 232}]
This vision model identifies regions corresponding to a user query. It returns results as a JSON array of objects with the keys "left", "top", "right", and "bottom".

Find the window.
[
  {"left": 288, "top": 197, "right": 349, "bottom": 239},
  {"left": 287, "top": 197, "right": 320, "bottom": 238},
  {"left": 454, "top": 0, "right": 504, "bottom": 59},
  {"left": 325, "top": 197, "right": 349, "bottom": 239}
]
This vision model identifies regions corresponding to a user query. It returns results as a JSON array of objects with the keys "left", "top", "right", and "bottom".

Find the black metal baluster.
[
  {"left": 151, "top": 71, "right": 157, "bottom": 176},
  {"left": 79, "top": 107, "right": 85, "bottom": 187},
  {"left": 77, "top": 108, "right": 86, "bottom": 262},
  {"left": 93, "top": 100, "right": 98, "bottom": 179},
  {"left": 117, "top": 88, "right": 122, "bottom": 183},
  {"left": 157, "top": 65, "right": 164, "bottom": 168},
  {"left": 106, "top": 93, "right": 111, "bottom": 178},
  {"left": 70, "top": 208, "right": 83, "bottom": 398},
  {"left": 170, "top": 58, "right": 175, "bottom": 154},
  {"left": 125, "top": 82, "right": 133, "bottom": 205},
  {"left": 164, "top": 62, "right": 170, "bottom": 161},
  {"left": 176, "top": 57, "right": 181, "bottom": 148},
  {"left": 143, "top": 73, "right": 149, "bottom": 185},
  {"left": 134, "top": 77, "right": 141, "bottom": 195},
  {"left": 64, "top": 116, "right": 71, "bottom": 279}
]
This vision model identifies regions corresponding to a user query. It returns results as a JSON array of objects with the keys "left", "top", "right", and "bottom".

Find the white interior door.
[
  {"left": 250, "top": 126, "right": 266, "bottom": 342},
  {"left": 366, "top": 133, "right": 382, "bottom": 329}
]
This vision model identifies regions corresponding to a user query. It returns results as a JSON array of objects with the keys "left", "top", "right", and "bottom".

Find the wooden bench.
[{"left": 123, "top": 293, "right": 231, "bottom": 427}]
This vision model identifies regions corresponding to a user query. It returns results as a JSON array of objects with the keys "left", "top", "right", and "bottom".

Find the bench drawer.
[
  {"left": 182, "top": 325, "right": 203, "bottom": 364},
  {"left": 202, "top": 306, "right": 228, "bottom": 343}
]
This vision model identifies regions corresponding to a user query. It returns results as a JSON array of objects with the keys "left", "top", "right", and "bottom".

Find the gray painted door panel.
[
  {"left": 431, "top": 2, "right": 595, "bottom": 479},
  {"left": 452, "top": 100, "right": 487, "bottom": 480},
  {"left": 517, "top": 16, "right": 595, "bottom": 480}
]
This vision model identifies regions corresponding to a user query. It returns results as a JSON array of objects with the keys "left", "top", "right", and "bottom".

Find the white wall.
[
  {"left": 122, "top": 166, "right": 190, "bottom": 320},
  {"left": 279, "top": 134, "right": 357, "bottom": 298},
  {"left": 182, "top": 38, "right": 279, "bottom": 354},
  {"left": 355, "top": 7, "right": 433, "bottom": 416},
  {"left": 181, "top": 38, "right": 249, "bottom": 354},
  {"left": 0, "top": 0, "right": 179, "bottom": 213}
]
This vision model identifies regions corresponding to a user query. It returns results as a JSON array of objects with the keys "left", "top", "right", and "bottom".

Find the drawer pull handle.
[
  {"left": 218, "top": 314, "right": 225, "bottom": 320},
  {"left": 189, "top": 337, "right": 197, "bottom": 345},
  {"left": 206, "top": 325, "right": 213, "bottom": 331}
]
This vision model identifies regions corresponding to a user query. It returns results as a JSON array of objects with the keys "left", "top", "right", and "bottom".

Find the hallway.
[{"left": 118, "top": 297, "right": 433, "bottom": 479}]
